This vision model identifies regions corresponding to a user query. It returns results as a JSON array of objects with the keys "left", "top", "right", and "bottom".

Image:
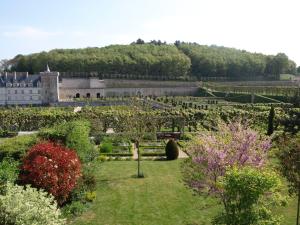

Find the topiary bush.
[
  {"left": 99, "top": 140, "right": 113, "bottom": 153},
  {"left": 19, "top": 141, "right": 82, "bottom": 205},
  {"left": 0, "top": 183, "right": 65, "bottom": 225},
  {"left": 165, "top": 139, "right": 179, "bottom": 160}
]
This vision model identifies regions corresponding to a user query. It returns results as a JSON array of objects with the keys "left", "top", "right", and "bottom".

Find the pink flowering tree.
[{"left": 182, "top": 121, "right": 272, "bottom": 195}]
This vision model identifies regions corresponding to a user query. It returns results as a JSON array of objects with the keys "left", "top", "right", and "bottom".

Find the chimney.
[
  {"left": 26, "top": 72, "right": 28, "bottom": 78},
  {"left": 5, "top": 72, "right": 7, "bottom": 80},
  {"left": 14, "top": 72, "right": 17, "bottom": 80}
]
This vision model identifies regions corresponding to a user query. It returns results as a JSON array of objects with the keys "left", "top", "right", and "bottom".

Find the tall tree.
[{"left": 182, "top": 121, "right": 271, "bottom": 194}]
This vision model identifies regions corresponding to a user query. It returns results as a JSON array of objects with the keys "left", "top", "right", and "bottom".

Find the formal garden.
[{"left": 0, "top": 94, "right": 299, "bottom": 225}]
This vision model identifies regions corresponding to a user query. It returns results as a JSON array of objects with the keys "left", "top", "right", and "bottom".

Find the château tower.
[{"left": 40, "top": 65, "right": 59, "bottom": 104}]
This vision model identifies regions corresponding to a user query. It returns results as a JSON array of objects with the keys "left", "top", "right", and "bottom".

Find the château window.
[
  {"left": 7, "top": 90, "right": 10, "bottom": 94},
  {"left": 29, "top": 90, "right": 32, "bottom": 94},
  {"left": 75, "top": 93, "right": 80, "bottom": 98},
  {"left": 15, "top": 90, "right": 17, "bottom": 94},
  {"left": 86, "top": 93, "right": 91, "bottom": 98},
  {"left": 97, "top": 93, "right": 101, "bottom": 98},
  {"left": 21, "top": 90, "right": 24, "bottom": 94}
]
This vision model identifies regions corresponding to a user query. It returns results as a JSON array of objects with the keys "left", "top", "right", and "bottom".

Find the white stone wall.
[
  {"left": 0, "top": 87, "right": 42, "bottom": 105},
  {"left": 59, "top": 86, "right": 198, "bottom": 99},
  {"left": 59, "top": 78, "right": 199, "bottom": 99}
]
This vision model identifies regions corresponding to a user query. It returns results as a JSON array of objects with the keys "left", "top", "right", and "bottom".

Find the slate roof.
[{"left": 0, "top": 74, "right": 41, "bottom": 88}]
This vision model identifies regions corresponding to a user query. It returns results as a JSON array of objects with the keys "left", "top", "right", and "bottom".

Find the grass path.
[{"left": 70, "top": 160, "right": 297, "bottom": 225}]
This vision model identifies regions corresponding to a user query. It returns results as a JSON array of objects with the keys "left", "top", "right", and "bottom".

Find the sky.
[{"left": 1, "top": 0, "right": 300, "bottom": 65}]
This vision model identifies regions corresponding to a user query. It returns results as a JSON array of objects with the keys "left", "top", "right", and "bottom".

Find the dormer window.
[
  {"left": 37, "top": 81, "right": 41, "bottom": 87},
  {"left": 6, "top": 82, "right": 12, "bottom": 88},
  {"left": 13, "top": 82, "right": 19, "bottom": 87},
  {"left": 27, "top": 81, "right": 33, "bottom": 87}
]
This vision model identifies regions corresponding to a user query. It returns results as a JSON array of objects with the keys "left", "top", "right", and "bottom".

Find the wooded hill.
[{"left": 8, "top": 41, "right": 297, "bottom": 81}]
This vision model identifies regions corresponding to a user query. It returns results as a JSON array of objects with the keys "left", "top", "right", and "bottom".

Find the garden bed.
[{"left": 140, "top": 141, "right": 166, "bottom": 157}]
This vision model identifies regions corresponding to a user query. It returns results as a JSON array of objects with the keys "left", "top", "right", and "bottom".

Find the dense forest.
[
  {"left": 177, "top": 43, "right": 296, "bottom": 80},
  {"left": 5, "top": 40, "right": 298, "bottom": 81}
]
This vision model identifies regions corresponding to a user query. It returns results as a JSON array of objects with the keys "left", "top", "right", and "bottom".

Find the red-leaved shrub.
[{"left": 19, "top": 141, "right": 81, "bottom": 205}]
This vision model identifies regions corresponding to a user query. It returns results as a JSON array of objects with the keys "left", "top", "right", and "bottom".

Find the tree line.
[{"left": 4, "top": 39, "right": 298, "bottom": 80}]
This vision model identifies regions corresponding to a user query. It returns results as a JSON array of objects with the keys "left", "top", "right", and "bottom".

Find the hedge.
[
  {"left": 0, "top": 135, "right": 39, "bottom": 160},
  {"left": 141, "top": 152, "right": 166, "bottom": 157}
]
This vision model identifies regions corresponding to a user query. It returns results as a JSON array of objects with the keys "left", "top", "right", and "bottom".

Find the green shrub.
[
  {"left": 165, "top": 139, "right": 179, "bottom": 160},
  {"left": 69, "top": 164, "right": 97, "bottom": 204},
  {"left": 0, "top": 135, "right": 38, "bottom": 160},
  {"left": 38, "top": 122, "right": 69, "bottom": 143},
  {"left": 65, "top": 120, "right": 94, "bottom": 162},
  {"left": 39, "top": 120, "right": 95, "bottom": 162},
  {"left": 213, "top": 167, "right": 284, "bottom": 225},
  {"left": 0, "top": 129, "right": 18, "bottom": 138},
  {"left": 143, "top": 132, "right": 157, "bottom": 141},
  {"left": 62, "top": 201, "right": 86, "bottom": 217},
  {"left": 0, "top": 158, "right": 19, "bottom": 188},
  {"left": 0, "top": 183, "right": 65, "bottom": 225},
  {"left": 180, "top": 133, "right": 194, "bottom": 141},
  {"left": 97, "top": 155, "right": 108, "bottom": 162},
  {"left": 100, "top": 141, "right": 113, "bottom": 153},
  {"left": 85, "top": 191, "right": 97, "bottom": 202}
]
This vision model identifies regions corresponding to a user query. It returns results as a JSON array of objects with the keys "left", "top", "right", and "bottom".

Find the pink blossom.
[{"left": 185, "top": 121, "right": 271, "bottom": 195}]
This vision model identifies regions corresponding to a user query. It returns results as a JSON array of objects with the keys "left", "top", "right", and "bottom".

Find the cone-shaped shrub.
[
  {"left": 165, "top": 139, "right": 179, "bottom": 160},
  {"left": 19, "top": 141, "right": 81, "bottom": 205}
]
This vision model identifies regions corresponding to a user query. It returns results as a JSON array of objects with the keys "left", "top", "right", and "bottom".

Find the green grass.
[
  {"left": 71, "top": 160, "right": 219, "bottom": 225},
  {"left": 70, "top": 160, "right": 297, "bottom": 225}
]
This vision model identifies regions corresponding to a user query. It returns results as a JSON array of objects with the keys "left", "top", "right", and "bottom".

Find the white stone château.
[
  {"left": 0, "top": 67, "right": 59, "bottom": 105},
  {"left": 0, "top": 66, "right": 199, "bottom": 106}
]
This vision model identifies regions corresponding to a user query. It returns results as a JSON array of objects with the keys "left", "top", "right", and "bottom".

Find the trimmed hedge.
[
  {"left": 141, "top": 152, "right": 165, "bottom": 157},
  {"left": 0, "top": 135, "right": 39, "bottom": 160},
  {"left": 65, "top": 121, "right": 94, "bottom": 162}
]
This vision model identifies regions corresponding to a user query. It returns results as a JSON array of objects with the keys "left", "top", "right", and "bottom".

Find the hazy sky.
[{"left": 1, "top": 0, "right": 300, "bottom": 65}]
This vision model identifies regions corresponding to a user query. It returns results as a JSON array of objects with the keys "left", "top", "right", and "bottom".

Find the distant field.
[{"left": 70, "top": 160, "right": 297, "bottom": 225}]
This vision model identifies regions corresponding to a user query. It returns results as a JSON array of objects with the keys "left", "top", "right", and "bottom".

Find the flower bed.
[
  {"left": 99, "top": 141, "right": 134, "bottom": 157},
  {"left": 140, "top": 141, "right": 166, "bottom": 157}
]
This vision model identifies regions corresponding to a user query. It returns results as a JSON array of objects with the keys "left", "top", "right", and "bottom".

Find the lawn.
[{"left": 70, "top": 160, "right": 297, "bottom": 225}]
